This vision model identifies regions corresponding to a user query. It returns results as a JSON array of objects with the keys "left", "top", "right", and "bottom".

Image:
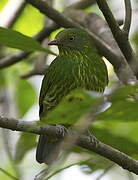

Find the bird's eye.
[{"left": 69, "top": 36, "right": 75, "bottom": 41}]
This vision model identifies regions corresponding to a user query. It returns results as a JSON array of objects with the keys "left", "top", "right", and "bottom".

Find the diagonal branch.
[
  {"left": 95, "top": 0, "right": 138, "bottom": 77},
  {"left": 0, "top": 116, "right": 138, "bottom": 175},
  {"left": 0, "top": 0, "right": 94, "bottom": 69},
  {"left": 0, "top": 0, "right": 137, "bottom": 84},
  {"left": 0, "top": 51, "right": 31, "bottom": 69},
  {"left": 25, "top": 0, "right": 79, "bottom": 28},
  {"left": 26, "top": 0, "right": 136, "bottom": 84},
  {"left": 123, "top": 0, "right": 132, "bottom": 36},
  {"left": 67, "top": 0, "right": 95, "bottom": 10},
  {"left": 24, "top": 0, "right": 137, "bottom": 84}
]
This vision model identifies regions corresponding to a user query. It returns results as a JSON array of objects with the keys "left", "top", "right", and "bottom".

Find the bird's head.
[{"left": 48, "top": 28, "right": 94, "bottom": 52}]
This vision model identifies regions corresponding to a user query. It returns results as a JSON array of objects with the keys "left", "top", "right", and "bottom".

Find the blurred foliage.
[
  {"left": 43, "top": 156, "right": 113, "bottom": 179},
  {"left": 0, "top": 0, "right": 138, "bottom": 179},
  {"left": 13, "top": 5, "right": 44, "bottom": 36},
  {"left": 0, "top": 0, "right": 8, "bottom": 11},
  {"left": 15, "top": 133, "right": 37, "bottom": 163},
  {"left": 15, "top": 85, "right": 138, "bottom": 166},
  {"left": 0, "top": 27, "right": 56, "bottom": 55},
  {"left": 0, "top": 166, "right": 17, "bottom": 180},
  {"left": 79, "top": 156, "right": 112, "bottom": 173},
  {"left": 0, "top": 63, "right": 37, "bottom": 117},
  {"left": 15, "top": 78, "right": 36, "bottom": 117},
  {"left": 96, "top": 85, "right": 138, "bottom": 122},
  {"left": 0, "top": 71, "right": 6, "bottom": 88},
  {"left": 42, "top": 89, "right": 101, "bottom": 125},
  {"left": 132, "top": 31, "right": 138, "bottom": 55},
  {"left": 91, "top": 127, "right": 138, "bottom": 158}
]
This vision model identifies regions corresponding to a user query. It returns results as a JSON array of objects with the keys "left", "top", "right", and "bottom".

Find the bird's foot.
[
  {"left": 56, "top": 125, "right": 68, "bottom": 137},
  {"left": 87, "top": 130, "right": 98, "bottom": 146}
]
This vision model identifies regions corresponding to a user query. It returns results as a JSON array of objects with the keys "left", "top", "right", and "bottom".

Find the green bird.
[{"left": 36, "top": 28, "right": 108, "bottom": 164}]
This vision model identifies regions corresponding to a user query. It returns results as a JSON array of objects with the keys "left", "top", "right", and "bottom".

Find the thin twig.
[
  {"left": 0, "top": 116, "right": 138, "bottom": 175},
  {"left": 123, "top": 0, "right": 132, "bottom": 36},
  {"left": 0, "top": 51, "right": 31, "bottom": 69},
  {"left": 0, "top": 167, "right": 18, "bottom": 180}
]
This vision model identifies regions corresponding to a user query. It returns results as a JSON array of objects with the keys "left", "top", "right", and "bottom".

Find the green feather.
[
  {"left": 39, "top": 48, "right": 108, "bottom": 117},
  {"left": 36, "top": 28, "right": 108, "bottom": 164}
]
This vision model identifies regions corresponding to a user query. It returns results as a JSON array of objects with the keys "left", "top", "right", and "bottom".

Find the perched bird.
[{"left": 36, "top": 28, "right": 108, "bottom": 164}]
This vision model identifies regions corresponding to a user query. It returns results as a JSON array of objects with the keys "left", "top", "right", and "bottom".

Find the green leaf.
[
  {"left": 73, "top": 124, "right": 138, "bottom": 158},
  {"left": 0, "top": 0, "right": 8, "bottom": 10},
  {"left": 0, "top": 27, "right": 57, "bottom": 55},
  {"left": 42, "top": 89, "right": 101, "bottom": 125},
  {"left": 0, "top": 71, "right": 6, "bottom": 88},
  {"left": 15, "top": 133, "right": 37, "bottom": 163},
  {"left": 45, "top": 161, "right": 85, "bottom": 180},
  {"left": 15, "top": 79, "right": 36, "bottom": 117},
  {"left": 90, "top": 127, "right": 138, "bottom": 158},
  {"left": 45, "top": 157, "right": 108, "bottom": 179},
  {"left": 43, "top": 156, "right": 112, "bottom": 179},
  {"left": 132, "top": 31, "right": 138, "bottom": 55},
  {"left": 96, "top": 85, "right": 138, "bottom": 122},
  {"left": 79, "top": 156, "right": 113, "bottom": 174},
  {"left": 13, "top": 5, "right": 44, "bottom": 36}
]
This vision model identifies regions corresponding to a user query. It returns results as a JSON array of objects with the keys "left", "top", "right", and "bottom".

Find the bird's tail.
[{"left": 36, "top": 135, "right": 61, "bottom": 164}]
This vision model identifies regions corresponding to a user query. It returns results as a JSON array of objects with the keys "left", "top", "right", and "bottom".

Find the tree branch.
[
  {"left": 123, "top": 0, "right": 132, "bottom": 36},
  {"left": 0, "top": 0, "right": 137, "bottom": 84},
  {"left": 95, "top": 0, "right": 138, "bottom": 77},
  {"left": 0, "top": 51, "right": 31, "bottom": 69},
  {"left": 67, "top": 0, "right": 95, "bottom": 10},
  {"left": 24, "top": 0, "right": 137, "bottom": 84},
  {"left": 25, "top": 0, "right": 79, "bottom": 28},
  {"left": 0, "top": 0, "right": 94, "bottom": 69},
  {"left": 65, "top": 9, "right": 137, "bottom": 84},
  {"left": 0, "top": 116, "right": 138, "bottom": 175},
  {"left": 21, "top": 0, "right": 54, "bottom": 78}
]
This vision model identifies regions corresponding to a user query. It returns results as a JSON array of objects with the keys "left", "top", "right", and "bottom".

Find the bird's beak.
[{"left": 48, "top": 39, "right": 59, "bottom": 46}]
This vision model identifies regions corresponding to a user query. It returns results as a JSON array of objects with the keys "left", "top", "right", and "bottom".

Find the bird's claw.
[
  {"left": 56, "top": 125, "right": 68, "bottom": 137},
  {"left": 87, "top": 130, "right": 98, "bottom": 146}
]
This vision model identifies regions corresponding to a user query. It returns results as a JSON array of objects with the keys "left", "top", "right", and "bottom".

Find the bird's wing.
[
  {"left": 87, "top": 53, "right": 109, "bottom": 92},
  {"left": 39, "top": 55, "right": 75, "bottom": 118},
  {"left": 39, "top": 56, "right": 59, "bottom": 116}
]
